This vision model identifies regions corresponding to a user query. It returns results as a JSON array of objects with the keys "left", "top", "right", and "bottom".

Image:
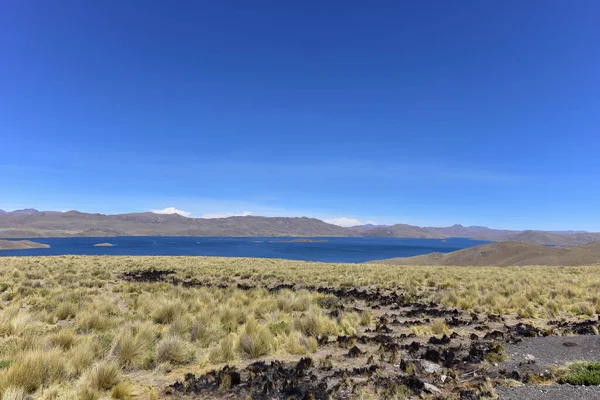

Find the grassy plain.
[{"left": 0, "top": 256, "right": 598, "bottom": 398}]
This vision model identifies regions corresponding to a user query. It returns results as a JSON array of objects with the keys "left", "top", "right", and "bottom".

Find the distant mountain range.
[
  {"left": 0, "top": 210, "right": 351, "bottom": 238},
  {"left": 350, "top": 223, "right": 600, "bottom": 245},
  {"left": 1, "top": 209, "right": 599, "bottom": 246},
  {"left": 0, "top": 209, "right": 61, "bottom": 215}
]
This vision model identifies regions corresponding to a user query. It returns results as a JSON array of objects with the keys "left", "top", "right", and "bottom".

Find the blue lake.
[{"left": 0, "top": 237, "right": 489, "bottom": 263}]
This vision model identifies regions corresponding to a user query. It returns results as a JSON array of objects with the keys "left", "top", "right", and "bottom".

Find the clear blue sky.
[{"left": 1, "top": 1, "right": 599, "bottom": 230}]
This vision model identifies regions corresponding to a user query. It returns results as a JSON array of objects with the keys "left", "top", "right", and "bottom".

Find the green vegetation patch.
[
  {"left": 0, "top": 360, "right": 12, "bottom": 369},
  {"left": 559, "top": 362, "right": 600, "bottom": 386}
]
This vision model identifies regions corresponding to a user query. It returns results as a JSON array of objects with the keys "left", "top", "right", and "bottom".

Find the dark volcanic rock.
[
  {"left": 122, "top": 269, "right": 175, "bottom": 283},
  {"left": 423, "top": 349, "right": 441, "bottom": 363},
  {"left": 428, "top": 334, "right": 451, "bottom": 345},
  {"left": 347, "top": 346, "right": 364, "bottom": 358}
]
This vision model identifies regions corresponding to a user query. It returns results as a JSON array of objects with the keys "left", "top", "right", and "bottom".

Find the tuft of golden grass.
[
  {"left": 110, "top": 381, "right": 133, "bottom": 400},
  {"left": 430, "top": 319, "right": 451, "bottom": 335},
  {"left": 0, "top": 349, "right": 66, "bottom": 393},
  {"left": 286, "top": 331, "right": 317, "bottom": 355},
  {"left": 293, "top": 309, "right": 339, "bottom": 337},
  {"left": 151, "top": 299, "right": 182, "bottom": 324},
  {"left": 69, "top": 338, "right": 97, "bottom": 377},
  {"left": 1, "top": 387, "right": 25, "bottom": 400},
  {"left": 77, "top": 386, "right": 100, "bottom": 400},
  {"left": 112, "top": 328, "right": 150, "bottom": 369},
  {"left": 410, "top": 325, "right": 433, "bottom": 336},
  {"left": 155, "top": 335, "right": 195, "bottom": 365},
  {"left": 359, "top": 309, "right": 372, "bottom": 327},
  {"left": 47, "top": 329, "right": 79, "bottom": 351},
  {"left": 82, "top": 361, "right": 121, "bottom": 391},
  {"left": 209, "top": 334, "right": 237, "bottom": 364},
  {"left": 54, "top": 302, "right": 77, "bottom": 321},
  {"left": 238, "top": 319, "right": 274, "bottom": 358}
]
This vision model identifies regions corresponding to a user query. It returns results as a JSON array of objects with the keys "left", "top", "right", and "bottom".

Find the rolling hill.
[
  {"left": 359, "top": 224, "right": 445, "bottom": 238},
  {"left": 425, "top": 224, "right": 519, "bottom": 240},
  {"left": 0, "top": 211, "right": 354, "bottom": 238},
  {"left": 370, "top": 241, "right": 600, "bottom": 266},
  {"left": 355, "top": 224, "right": 600, "bottom": 245},
  {"left": 500, "top": 230, "right": 600, "bottom": 246}
]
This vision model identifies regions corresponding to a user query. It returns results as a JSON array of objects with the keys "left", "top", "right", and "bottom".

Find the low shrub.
[{"left": 559, "top": 362, "right": 600, "bottom": 386}]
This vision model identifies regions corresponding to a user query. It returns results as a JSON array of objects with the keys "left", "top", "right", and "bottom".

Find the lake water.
[{"left": 0, "top": 237, "right": 489, "bottom": 263}]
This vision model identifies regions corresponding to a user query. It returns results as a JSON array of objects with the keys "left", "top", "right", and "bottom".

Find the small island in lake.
[
  {"left": 274, "top": 239, "right": 329, "bottom": 243},
  {"left": 93, "top": 243, "right": 114, "bottom": 247},
  {"left": 0, "top": 240, "right": 50, "bottom": 250}
]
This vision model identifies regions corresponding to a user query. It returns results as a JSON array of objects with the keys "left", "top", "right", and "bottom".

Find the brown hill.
[
  {"left": 0, "top": 211, "right": 355, "bottom": 238},
  {"left": 428, "top": 224, "right": 519, "bottom": 240},
  {"left": 0, "top": 240, "right": 50, "bottom": 250},
  {"left": 358, "top": 224, "right": 600, "bottom": 246},
  {"left": 362, "top": 224, "right": 445, "bottom": 238},
  {"left": 347, "top": 224, "right": 388, "bottom": 233},
  {"left": 501, "top": 230, "right": 600, "bottom": 246},
  {"left": 357, "top": 223, "right": 518, "bottom": 240},
  {"left": 369, "top": 241, "right": 600, "bottom": 266}
]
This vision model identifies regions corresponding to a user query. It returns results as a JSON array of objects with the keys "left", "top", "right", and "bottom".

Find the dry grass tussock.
[{"left": 0, "top": 255, "right": 598, "bottom": 396}]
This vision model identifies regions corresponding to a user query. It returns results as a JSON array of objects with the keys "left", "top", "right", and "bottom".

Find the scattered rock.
[
  {"left": 420, "top": 360, "right": 443, "bottom": 374},
  {"left": 217, "top": 366, "right": 241, "bottom": 389},
  {"left": 511, "top": 323, "right": 546, "bottom": 338},
  {"left": 423, "top": 382, "right": 442, "bottom": 394},
  {"left": 347, "top": 346, "right": 364, "bottom": 358},
  {"left": 428, "top": 334, "right": 451, "bottom": 345},
  {"left": 510, "top": 370, "right": 521, "bottom": 381},
  {"left": 423, "top": 349, "right": 441, "bottom": 363},
  {"left": 407, "top": 341, "right": 421, "bottom": 353},
  {"left": 524, "top": 354, "right": 536, "bottom": 364}
]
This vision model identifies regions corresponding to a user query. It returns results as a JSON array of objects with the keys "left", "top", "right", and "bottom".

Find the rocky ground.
[{"left": 119, "top": 270, "right": 600, "bottom": 399}]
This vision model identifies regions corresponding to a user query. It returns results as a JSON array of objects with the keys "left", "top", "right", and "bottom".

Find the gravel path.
[
  {"left": 498, "top": 384, "right": 600, "bottom": 399},
  {"left": 496, "top": 335, "right": 600, "bottom": 399},
  {"left": 503, "top": 335, "right": 600, "bottom": 367}
]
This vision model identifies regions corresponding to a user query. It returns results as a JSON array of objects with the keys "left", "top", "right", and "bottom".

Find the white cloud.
[
  {"left": 324, "top": 217, "right": 373, "bottom": 227},
  {"left": 200, "top": 211, "right": 253, "bottom": 219},
  {"left": 152, "top": 207, "right": 192, "bottom": 217}
]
